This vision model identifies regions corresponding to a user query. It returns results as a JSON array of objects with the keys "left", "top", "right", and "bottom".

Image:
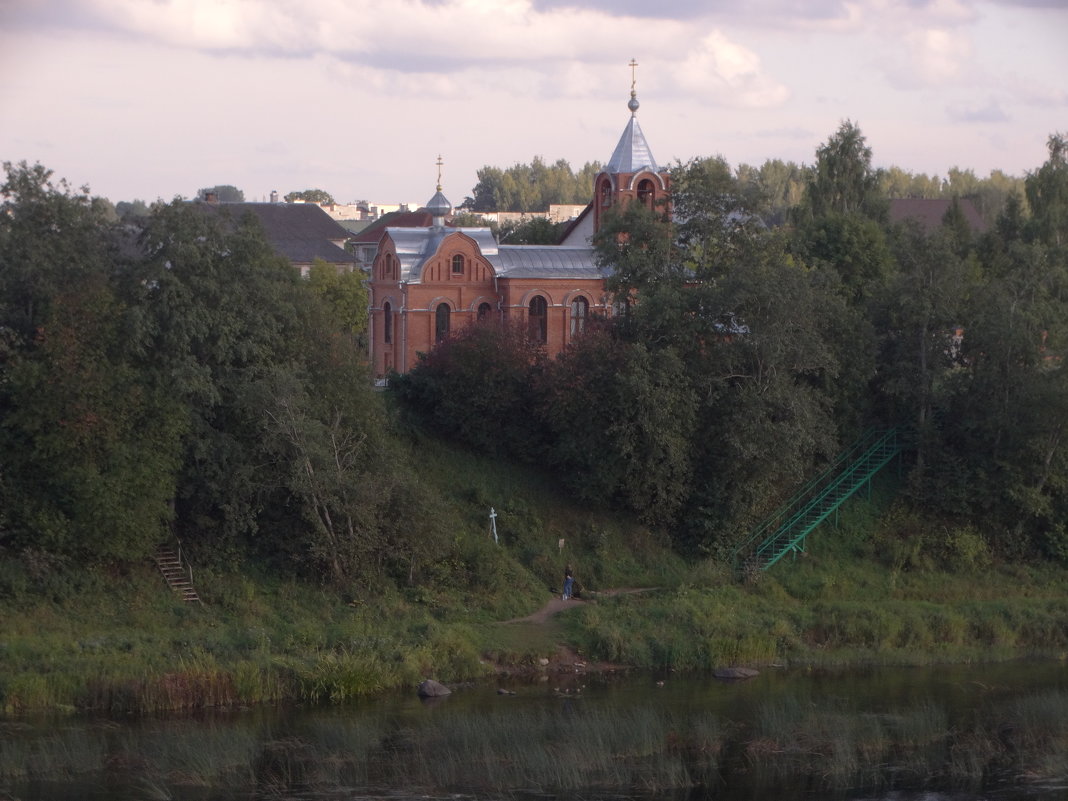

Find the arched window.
[
  {"left": 528, "top": 296, "right": 548, "bottom": 344},
  {"left": 600, "top": 180, "right": 613, "bottom": 208},
  {"left": 451, "top": 254, "right": 465, "bottom": 275},
  {"left": 383, "top": 302, "right": 392, "bottom": 344},
  {"left": 637, "top": 179, "right": 655, "bottom": 209},
  {"left": 478, "top": 302, "right": 493, "bottom": 321},
  {"left": 570, "top": 296, "right": 588, "bottom": 337},
  {"left": 435, "top": 303, "right": 450, "bottom": 343}
]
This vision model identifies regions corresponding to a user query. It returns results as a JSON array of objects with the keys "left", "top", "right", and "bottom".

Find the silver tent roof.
[{"left": 606, "top": 115, "right": 660, "bottom": 175}]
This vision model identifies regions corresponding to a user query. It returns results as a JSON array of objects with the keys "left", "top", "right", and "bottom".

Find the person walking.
[{"left": 563, "top": 565, "right": 574, "bottom": 600}]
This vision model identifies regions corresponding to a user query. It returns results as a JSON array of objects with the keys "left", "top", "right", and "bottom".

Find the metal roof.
[
  {"left": 606, "top": 115, "right": 660, "bottom": 175},
  {"left": 386, "top": 227, "right": 501, "bottom": 283},
  {"left": 490, "top": 245, "right": 602, "bottom": 279}
]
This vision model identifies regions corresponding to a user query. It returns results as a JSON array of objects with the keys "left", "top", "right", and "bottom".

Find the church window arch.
[
  {"left": 600, "top": 180, "right": 613, "bottom": 208},
  {"left": 435, "top": 303, "right": 451, "bottom": 343},
  {"left": 637, "top": 178, "right": 655, "bottom": 209},
  {"left": 478, "top": 302, "right": 493, "bottom": 321},
  {"left": 383, "top": 302, "right": 393, "bottom": 344},
  {"left": 451, "top": 254, "right": 465, "bottom": 275},
  {"left": 528, "top": 295, "right": 548, "bottom": 344},
  {"left": 570, "top": 296, "right": 589, "bottom": 337}
]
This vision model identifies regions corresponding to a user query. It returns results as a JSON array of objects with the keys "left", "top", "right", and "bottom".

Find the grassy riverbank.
[{"left": 2, "top": 442, "right": 1066, "bottom": 716}]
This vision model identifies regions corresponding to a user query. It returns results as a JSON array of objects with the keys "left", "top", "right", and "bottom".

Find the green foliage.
[
  {"left": 393, "top": 318, "right": 548, "bottom": 456},
  {"left": 0, "top": 162, "right": 184, "bottom": 559},
  {"left": 540, "top": 333, "right": 696, "bottom": 527},
  {"left": 1025, "top": 132, "right": 1068, "bottom": 248},
  {"left": 497, "top": 216, "right": 567, "bottom": 244},
  {"left": 197, "top": 184, "right": 244, "bottom": 202},
  {"left": 800, "top": 119, "right": 886, "bottom": 221},
  {"left": 284, "top": 188, "right": 336, "bottom": 205},
  {"left": 306, "top": 258, "right": 369, "bottom": 342},
  {"left": 463, "top": 157, "right": 600, "bottom": 212}
]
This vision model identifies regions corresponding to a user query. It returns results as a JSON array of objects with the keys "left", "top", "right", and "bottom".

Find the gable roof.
[
  {"left": 889, "top": 198, "right": 988, "bottom": 235},
  {"left": 199, "top": 202, "right": 354, "bottom": 265},
  {"left": 384, "top": 227, "right": 600, "bottom": 283},
  {"left": 351, "top": 209, "right": 435, "bottom": 244}
]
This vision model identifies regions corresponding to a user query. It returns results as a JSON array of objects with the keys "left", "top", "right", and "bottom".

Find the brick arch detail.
[
  {"left": 562, "top": 289, "right": 597, "bottom": 307},
  {"left": 376, "top": 293, "right": 400, "bottom": 311},
  {"left": 623, "top": 170, "right": 669, "bottom": 192},
  {"left": 518, "top": 289, "right": 554, "bottom": 308},
  {"left": 427, "top": 296, "right": 455, "bottom": 311}
]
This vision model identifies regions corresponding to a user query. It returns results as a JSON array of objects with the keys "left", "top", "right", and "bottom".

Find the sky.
[{"left": 1, "top": 0, "right": 1066, "bottom": 208}]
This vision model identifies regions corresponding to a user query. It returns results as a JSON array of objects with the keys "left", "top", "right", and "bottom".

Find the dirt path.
[{"left": 502, "top": 588, "right": 655, "bottom": 625}]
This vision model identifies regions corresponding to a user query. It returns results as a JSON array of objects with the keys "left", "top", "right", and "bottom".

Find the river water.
[{"left": 3, "top": 660, "right": 1067, "bottom": 800}]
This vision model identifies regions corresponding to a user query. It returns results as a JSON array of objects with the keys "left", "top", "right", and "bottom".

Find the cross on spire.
[
  {"left": 627, "top": 58, "right": 640, "bottom": 115},
  {"left": 436, "top": 154, "right": 444, "bottom": 191}
]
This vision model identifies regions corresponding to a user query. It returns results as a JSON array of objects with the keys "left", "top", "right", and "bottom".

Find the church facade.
[{"left": 368, "top": 83, "right": 670, "bottom": 379}]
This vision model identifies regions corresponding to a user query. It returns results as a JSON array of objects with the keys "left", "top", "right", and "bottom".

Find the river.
[{"left": 3, "top": 660, "right": 1066, "bottom": 800}]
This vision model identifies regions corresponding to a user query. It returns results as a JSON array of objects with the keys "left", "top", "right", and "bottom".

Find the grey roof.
[
  {"left": 490, "top": 246, "right": 602, "bottom": 279},
  {"left": 606, "top": 114, "right": 660, "bottom": 175},
  {"left": 199, "top": 202, "right": 354, "bottom": 265},
  {"left": 889, "top": 198, "right": 988, "bottom": 235},
  {"left": 426, "top": 189, "right": 452, "bottom": 217},
  {"left": 385, "top": 227, "right": 601, "bottom": 282},
  {"left": 388, "top": 226, "right": 498, "bottom": 283}
]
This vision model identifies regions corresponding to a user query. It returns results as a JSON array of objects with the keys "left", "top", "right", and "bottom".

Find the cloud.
[
  {"left": 946, "top": 97, "right": 1010, "bottom": 122},
  {"left": 879, "top": 26, "right": 974, "bottom": 89},
  {"left": 6, "top": 0, "right": 789, "bottom": 110},
  {"left": 526, "top": 0, "right": 855, "bottom": 26},
  {"left": 673, "top": 30, "right": 790, "bottom": 108}
]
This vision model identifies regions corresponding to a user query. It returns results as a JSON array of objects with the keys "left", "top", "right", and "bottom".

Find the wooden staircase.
[{"left": 154, "top": 543, "right": 202, "bottom": 604}]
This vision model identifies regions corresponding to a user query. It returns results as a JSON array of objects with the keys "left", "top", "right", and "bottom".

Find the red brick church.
[{"left": 368, "top": 79, "right": 671, "bottom": 378}]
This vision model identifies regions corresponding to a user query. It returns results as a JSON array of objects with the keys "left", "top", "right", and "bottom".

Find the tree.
[
  {"left": 801, "top": 120, "right": 885, "bottom": 221},
  {"left": 393, "top": 319, "right": 548, "bottom": 457},
  {"left": 1026, "top": 132, "right": 1068, "bottom": 248},
  {"left": 538, "top": 330, "right": 697, "bottom": 527},
  {"left": 197, "top": 184, "right": 244, "bottom": 202},
  {"left": 124, "top": 201, "right": 312, "bottom": 555},
  {"left": 498, "top": 216, "right": 566, "bottom": 244},
  {"left": 115, "top": 199, "right": 150, "bottom": 219},
  {"left": 0, "top": 162, "right": 184, "bottom": 560},
  {"left": 307, "top": 259, "right": 369, "bottom": 344},
  {"left": 462, "top": 158, "right": 601, "bottom": 212},
  {"left": 285, "top": 189, "right": 336, "bottom": 205}
]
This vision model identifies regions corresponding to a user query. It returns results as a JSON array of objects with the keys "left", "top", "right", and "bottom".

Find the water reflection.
[{"left": 2, "top": 661, "right": 1066, "bottom": 801}]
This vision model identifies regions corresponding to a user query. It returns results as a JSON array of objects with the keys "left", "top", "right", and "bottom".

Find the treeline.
[
  {"left": 464, "top": 152, "right": 1024, "bottom": 225},
  {"left": 398, "top": 125, "right": 1068, "bottom": 562},
  {"left": 462, "top": 157, "right": 602, "bottom": 212},
  {"left": 0, "top": 163, "right": 450, "bottom": 588}
]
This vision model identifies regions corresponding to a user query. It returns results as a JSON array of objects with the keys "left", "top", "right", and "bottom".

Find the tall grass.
[
  {"left": 4, "top": 687, "right": 1066, "bottom": 797},
  {"left": 3, "top": 449, "right": 1068, "bottom": 716}
]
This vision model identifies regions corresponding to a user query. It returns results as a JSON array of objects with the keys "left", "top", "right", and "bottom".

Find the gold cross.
[
  {"left": 629, "top": 59, "right": 638, "bottom": 93},
  {"left": 436, "top": 154, "right": 443, "bottom": 191}
]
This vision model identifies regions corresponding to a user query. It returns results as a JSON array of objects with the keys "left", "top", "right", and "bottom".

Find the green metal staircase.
[{"left": 732, "top": 428, "right": 903, "bottom": 577}]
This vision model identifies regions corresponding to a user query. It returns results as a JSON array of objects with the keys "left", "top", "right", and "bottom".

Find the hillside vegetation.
[{"left": 2, "top": 126, "right": 1068, "bottom": 714}]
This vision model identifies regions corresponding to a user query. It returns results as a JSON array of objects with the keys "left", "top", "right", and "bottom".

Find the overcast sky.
[{"left": 1, "top": 0, "right": 1065, "bottom": 207}]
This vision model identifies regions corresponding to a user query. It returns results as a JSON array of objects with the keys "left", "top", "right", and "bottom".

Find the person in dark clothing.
[{"left": 563, "top": 565, "right": 574, "bottom": 600}]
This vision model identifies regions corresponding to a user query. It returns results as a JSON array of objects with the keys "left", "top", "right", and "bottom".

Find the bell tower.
[{"left": 593, "top": 59, "right": 672, "bottom": 233}]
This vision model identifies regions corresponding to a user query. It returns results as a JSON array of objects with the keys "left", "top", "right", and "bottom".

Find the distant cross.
[
  {"left": 489, "top": 507, "right": 498, "bottom": 545},
  {"left": 436, "top": 154, "right": 444, "bottom": 191},
  {"left": 629, "top": 58, "right": 638, "bottom": 92}
]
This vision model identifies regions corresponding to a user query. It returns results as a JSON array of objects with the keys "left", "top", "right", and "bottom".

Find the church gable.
[{"left": 418, "top": 231, "right": 497, "bottom": 285}]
